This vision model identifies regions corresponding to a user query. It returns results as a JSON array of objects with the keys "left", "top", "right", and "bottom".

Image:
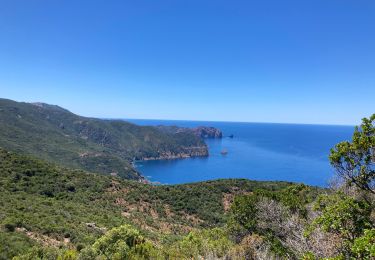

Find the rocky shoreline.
[
  {"left": 133, "top": 126, "right": 222, "bottom": 182},
  {"left": 140, "top": 146, "right": 209, "bottom": 161},
  {"left": 135, "top": 126, "right": 223, "bottom": 162},
  {"left": 133, "top": 145, "right": 209, "bottom": 183}
]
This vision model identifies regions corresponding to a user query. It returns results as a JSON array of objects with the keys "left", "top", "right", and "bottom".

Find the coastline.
[{"left": 132, "top": 145, "right": 210, "bottom": 184}]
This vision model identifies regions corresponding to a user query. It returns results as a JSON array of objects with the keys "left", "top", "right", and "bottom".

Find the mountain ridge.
[{"left": 0, "top": 98, "right": 210, "bottom": 179}]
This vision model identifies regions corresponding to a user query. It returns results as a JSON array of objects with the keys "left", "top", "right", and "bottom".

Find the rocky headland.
[
  {"left": 135, "top": 126, "right": 223, "bottom": 161},
  {"left": 191, "top": 126, "right": 223, "bottom": 138},
  {"left": 155, "top": 125, "right": 223, "bottom": 139},
  {"left": 0, "top": 98, "right": 214, "bottom": 180}
]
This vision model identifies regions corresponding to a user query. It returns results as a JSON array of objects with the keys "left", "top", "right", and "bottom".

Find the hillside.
[
  {"left": 1, "top": 114, "right": 373, "bottom": 259},
  {"left": 0, "top": 148, "right": 295, "bottom": 259},
  {"left": 0, "top": 98, "right": 208, "bottom": 179}
]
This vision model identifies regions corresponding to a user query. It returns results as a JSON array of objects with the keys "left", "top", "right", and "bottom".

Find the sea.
[{"left": 126, "top": 119, "right": 354, "bottom": 187}]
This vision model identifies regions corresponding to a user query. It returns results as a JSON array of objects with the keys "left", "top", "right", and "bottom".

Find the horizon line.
[
  {"left": 0, "top": 97, "right": 358, "bottom": 127},
  {"left": 105, "top": 117, "right": 356, "bottom": 128}
]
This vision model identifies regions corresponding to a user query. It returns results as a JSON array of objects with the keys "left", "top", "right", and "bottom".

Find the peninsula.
[{"left": 0, "top": 98, "right": 221, "bottom": 180}]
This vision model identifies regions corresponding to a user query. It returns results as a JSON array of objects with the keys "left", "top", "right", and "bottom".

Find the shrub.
[
  {"left": 90, "top": 224, "right": 159, "bottom": 259},
  {"left": 351, "top": 229, "right": 375, "bottom": 259}
]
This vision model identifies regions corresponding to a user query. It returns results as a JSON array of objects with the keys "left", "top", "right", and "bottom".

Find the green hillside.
[
  {"left": 0, "top": 148, "right": 294, "bottom": 259},
  {"left": 0, "top": 99, "right": 207, "bottom": 179}
]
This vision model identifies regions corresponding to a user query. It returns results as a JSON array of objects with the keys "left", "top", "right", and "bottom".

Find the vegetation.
[
  {"left": 329, "top": 113, "right": 375, "bottom": 194},
  {"left": 0, "top": 98, "right": 207, "bottom": 179},
  {"left": 0, "top": 147, "right": 292, "bottom": 259},
  {"left": 0, "top": 111, "right": 373, "bottom": 259}
]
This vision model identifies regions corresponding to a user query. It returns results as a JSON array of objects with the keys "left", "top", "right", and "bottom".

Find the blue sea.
[{"left": 127, "top": 119, "right": 354, "bottom": 187}]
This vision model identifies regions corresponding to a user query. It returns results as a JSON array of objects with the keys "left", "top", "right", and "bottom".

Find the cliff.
[
  {"left": 191, "top": 126, "right": 223, "bottom": 138},
  {"left": 156, "top": 125, "right": 223, "bottom": 139}
]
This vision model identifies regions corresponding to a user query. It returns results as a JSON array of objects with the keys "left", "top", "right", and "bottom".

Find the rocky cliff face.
[
  {"left": 136, "top": 126, "right": 222, "bottom": 161},
  {"left": 191, "top": 126, "right": 223, "bottom": 138},
  {"left": 156, "top": 125, "right": 223, "bottom": 139}
]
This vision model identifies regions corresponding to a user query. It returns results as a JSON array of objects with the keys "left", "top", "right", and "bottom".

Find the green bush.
[
  {"left": 90, "top": 224, "right": 159, "bottom": 259},
  {"left": 351, "top": 229, "right": 375, "bottom": 259}
]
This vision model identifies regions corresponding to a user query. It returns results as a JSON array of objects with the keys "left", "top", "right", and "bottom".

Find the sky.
[{"left": 0, "top": 0, "right": 374, "bottom": 125}]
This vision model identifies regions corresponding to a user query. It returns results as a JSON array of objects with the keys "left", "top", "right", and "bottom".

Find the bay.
[{"left": 127, "top": 119, "right": 354, "bottom": 187}]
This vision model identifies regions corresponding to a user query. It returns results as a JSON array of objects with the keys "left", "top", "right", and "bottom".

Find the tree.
[
  {"left": 227, "top": 194, "right": 258, "bottom": 240},
  {"left": 329, "top": 114, "right": 375, "bottom": 194},
  {"left": 307, "top": 193, "right": 372, "bottom": 256}
]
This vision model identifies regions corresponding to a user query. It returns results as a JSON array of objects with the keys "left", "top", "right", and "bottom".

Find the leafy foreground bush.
[{"left": 79, "top": 225, "right": 158, "bottom": 260}]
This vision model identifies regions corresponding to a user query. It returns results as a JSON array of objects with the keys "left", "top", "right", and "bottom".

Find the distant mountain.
[{"left": 0, "top": 98, "right": 208, "bottom": 179}]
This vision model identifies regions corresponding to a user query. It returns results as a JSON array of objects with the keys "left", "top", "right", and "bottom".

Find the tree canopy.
[{"left": 329, "top": 114, "right": 375, "bottom": 194}]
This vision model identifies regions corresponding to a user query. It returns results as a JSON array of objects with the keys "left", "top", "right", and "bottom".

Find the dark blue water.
[{"left": 127, "top": 119, "right": 354, "bottom": 187}]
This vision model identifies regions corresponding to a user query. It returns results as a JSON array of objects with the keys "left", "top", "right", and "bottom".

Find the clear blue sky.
[{"left": 0, "top": 0, "right": 374, "bottom": 125}]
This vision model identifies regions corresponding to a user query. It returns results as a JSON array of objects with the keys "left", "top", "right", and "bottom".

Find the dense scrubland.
[
  {"left": 0, "top": 102, "right": 374, "bottom": 259},
  {"left": 0, "top": 147, "right": 297, "bottom": 259}
]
